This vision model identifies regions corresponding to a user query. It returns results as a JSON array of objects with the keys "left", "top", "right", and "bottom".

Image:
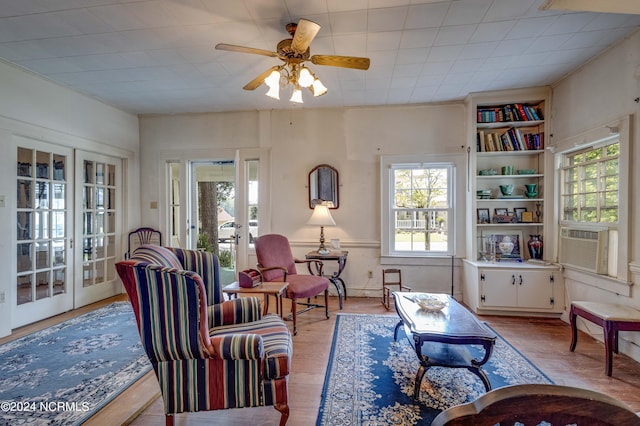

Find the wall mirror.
[{"left": 309, "top": 164, "right": 339, "bottom": 209}]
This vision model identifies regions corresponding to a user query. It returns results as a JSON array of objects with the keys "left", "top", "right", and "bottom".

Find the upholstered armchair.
[
  {"left": 254, "top": 234, "right": 330, "bottom": 335},
  {"left": 115, "top": 245, "right": 292, "bottom": 426}
]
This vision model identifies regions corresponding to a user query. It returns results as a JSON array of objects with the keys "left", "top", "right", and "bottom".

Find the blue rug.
[
  {"left": 0, "top": 302, "right": 152, "bottom": 425},
  {"left": 317, "top": 313, "right": 552, "bottom": 425}
]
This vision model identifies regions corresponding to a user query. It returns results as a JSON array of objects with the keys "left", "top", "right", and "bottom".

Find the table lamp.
[{"left": 307, "top": 204, "right": 335, "bottom": 254}]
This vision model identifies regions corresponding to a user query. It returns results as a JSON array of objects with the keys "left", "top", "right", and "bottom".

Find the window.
[
  {"left": 382, "top": 158, "right": 456, "bottom": 257},
  {"left": 556, "top": 117, "right": 630, "bottom": 284},
  {"left": 560, "top": 141, "right": 619, "bottom": 223}
]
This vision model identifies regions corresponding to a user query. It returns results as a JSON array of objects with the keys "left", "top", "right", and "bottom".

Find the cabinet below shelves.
[{"left": 462, "top": 260, "right": 565, "bottom": 316}]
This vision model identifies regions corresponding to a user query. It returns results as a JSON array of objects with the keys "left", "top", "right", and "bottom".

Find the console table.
[
  {"left": 393, "top": 292, "right": 497, "bottom": 398},
  {"left": 306, "top": 250, "right": 348, "bottom": 309}
]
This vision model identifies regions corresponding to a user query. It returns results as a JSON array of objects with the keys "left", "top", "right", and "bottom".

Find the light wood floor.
[{"left": 4, "top": 294, "right": 640, "bottom": 425}]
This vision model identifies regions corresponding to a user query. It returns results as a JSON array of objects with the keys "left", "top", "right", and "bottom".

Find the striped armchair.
[{"left": 115, "top": 245, "right": 292, "bottom": 426}]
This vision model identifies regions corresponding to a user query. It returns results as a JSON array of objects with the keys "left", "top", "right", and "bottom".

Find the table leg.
[
  {"left": 413, "top": 365, "right": 426, "bottom": 399},
  {"left": 604, "top": 321, "right": 614, "bottom": 376},
  {"left": 569, "top": 305, "right": 578, "bottom": 352},
  {"left": 329, "top": 278, "right": 343, "bottom": 309},
  {"left": 263, "top": 294, "right": 270, "bottom": 316}
]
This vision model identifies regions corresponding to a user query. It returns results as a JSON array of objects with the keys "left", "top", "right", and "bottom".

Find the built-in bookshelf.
[{"left": 463, "top": 88, "right": 564, "bottom": 317}]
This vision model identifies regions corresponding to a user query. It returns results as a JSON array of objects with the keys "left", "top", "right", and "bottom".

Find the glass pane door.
[
  {"left": 74, "top": 151, "right": 121, "bottom": 307},
  {"left": 14, "top": 140, "right": 73, "bottom": 327}
]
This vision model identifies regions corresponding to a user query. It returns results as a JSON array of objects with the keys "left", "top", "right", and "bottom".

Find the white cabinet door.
[
  {"left": 516, "top": 269, "right": 555, "bottom": 310},
  {"left": 480, "top": 269, "right": 518, "bottom": 307}
]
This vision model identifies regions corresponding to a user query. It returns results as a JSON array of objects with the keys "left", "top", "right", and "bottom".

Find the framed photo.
[
  {"left": 494, "top": 207, "right": 508, "bottom": 216},
  {"left": 490, "top": 231, "right": 523, "bottom": 261},
  {"left": 477, "top": 208, "right": 490, "bottom": 224},
  {"left": 514, "top": 207, "right": 527, "bottom": 222},
  {"left": 521, "top": 211, "right": 534, "bottom": 223}
]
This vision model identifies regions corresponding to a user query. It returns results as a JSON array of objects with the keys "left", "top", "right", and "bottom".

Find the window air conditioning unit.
[{"left": 559, "top": 227, "right": 608, "bottom": 274}]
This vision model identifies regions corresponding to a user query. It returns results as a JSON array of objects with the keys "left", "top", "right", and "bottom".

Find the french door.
[
  {"left": 167, "top": 149, "right": 268, "bottom": 282},
  {"left": 74, "top": 151, "right": 122, "bottom": 307},
  {"left": 13, "top": 138, "right": 123, "bottom": 328},
  {"left": 14, "top": 138, "right": 74, "bottom": 327}
]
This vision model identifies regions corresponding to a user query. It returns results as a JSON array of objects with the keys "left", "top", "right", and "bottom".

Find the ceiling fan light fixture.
[
  {"left": 298, "top": 67, "right": 314, "bottom": 88},
  {"left": 264, "top": 69, "right": 281, "bottom": 99},
  {"left": 290, "top": 85, "right": 304, "bottom": 103},
  {"left": 311, "top": 78, "right": 328, "bottom": 97}
]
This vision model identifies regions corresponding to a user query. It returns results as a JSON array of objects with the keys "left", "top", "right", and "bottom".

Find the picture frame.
[
  {"left": 490, "top": 231, "right": 523, "bottom": 261},
  {"left": 477, "top": 208, "right": 490, "bottom": 224},
  {"left": 494, "top": 207, "right": 508, "bottom": 216},
  {"left": 521, "top": 211, "right": 534, "bottom": 223},
  {"left": 514, "top": 207, "right": 527, "bottom": 222}
]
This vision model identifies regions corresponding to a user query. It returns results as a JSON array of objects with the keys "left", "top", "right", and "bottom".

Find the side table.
[
  {"left": 222, "top": 281, "right": 289, "bottom": 318},
  {"left": 305, "top": 250, "right": 348, "bottom": 309}
]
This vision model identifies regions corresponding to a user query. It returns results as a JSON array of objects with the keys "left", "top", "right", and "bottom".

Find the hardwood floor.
[{"left": 4, "top": 295, "right": 640, "bottom": 425}]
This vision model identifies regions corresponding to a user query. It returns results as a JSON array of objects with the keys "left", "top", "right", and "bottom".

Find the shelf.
[
  {"left": 477, "top": 120, "right": 544, "bottom": 129},
  {"left": 476, "top": 198, "right": 543, "bottom": 202},
  {"left": 476, "top": 223, "right": 543, "bottom": 227},
  {"left": 477, "top": 174, "right": 543, "bottom": 179},
  {"left": 477, "top": 150, "right": 544, "bottom": 157}
]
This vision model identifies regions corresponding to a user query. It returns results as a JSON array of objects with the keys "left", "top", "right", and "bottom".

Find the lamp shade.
[{"left": 307, "top": 204, "right": 336, "bottom": 227}]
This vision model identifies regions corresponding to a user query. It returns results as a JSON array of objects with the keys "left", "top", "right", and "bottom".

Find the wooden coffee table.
[
  {"left": 393, "top": 292, "right": 497, "bottom": 398},
  {"left": 222, "top": 281, "right": 288, "bottom": 318}
]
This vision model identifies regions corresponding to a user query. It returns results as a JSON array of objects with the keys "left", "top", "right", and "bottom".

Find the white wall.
[
  {"left": 139, "top": 103, "right": 466, "bottom": 298},
  {"left": 0, "top": 60, "right": 140, "bottom": 337},
  {"left": 550, "top": 29, "right": 640, "bottom": 360}
]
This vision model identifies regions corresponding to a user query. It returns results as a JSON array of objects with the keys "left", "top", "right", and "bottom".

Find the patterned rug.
[
  {"left": 317, "top": 313, "right": 552, "bottom": 425},
  {"left": 0, "top": 302, "right": 152, "bottom": 425}
]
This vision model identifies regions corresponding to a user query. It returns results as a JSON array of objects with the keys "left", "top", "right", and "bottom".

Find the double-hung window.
[
  {"left": 382, "top": 158, "right": 455, "bottom": 257},
  {"left": 557, "top": 116, "right": 630, "bottom": 283}
]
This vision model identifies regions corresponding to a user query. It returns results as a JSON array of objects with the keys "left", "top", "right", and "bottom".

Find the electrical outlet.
[{"left": 367, "top": 270, "right": 373, "bottom": 279}]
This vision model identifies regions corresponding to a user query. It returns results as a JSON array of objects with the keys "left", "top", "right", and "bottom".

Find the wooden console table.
[{"left": 305, "top": 250, "right": 348, "bottom": 309}]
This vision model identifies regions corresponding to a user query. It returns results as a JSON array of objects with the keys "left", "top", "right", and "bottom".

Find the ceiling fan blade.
[
  {"left": 243, "top": 66, "right": 280, "bottom": 91},
  {"left": 215, "top": 43, "right": 277, "bottom": 58},
  {"left": 290, "top": 19, "right": 321, "bottom": 55},
  {"left": 310, "top": 55, "right": 371, "bottom": 70}
]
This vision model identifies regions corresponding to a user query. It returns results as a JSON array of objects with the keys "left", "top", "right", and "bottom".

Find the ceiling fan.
[{"left": 215, "top": 18, "right": 371, "bottom": 103}]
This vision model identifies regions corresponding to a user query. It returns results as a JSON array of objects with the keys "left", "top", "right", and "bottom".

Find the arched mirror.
[{"left": 309, "top": 164, "right": 339, "bottom": 209}]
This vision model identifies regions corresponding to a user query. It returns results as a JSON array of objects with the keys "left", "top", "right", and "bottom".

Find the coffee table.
[{"left": 393, "top": 292, "right": 497, "bottom": 398}]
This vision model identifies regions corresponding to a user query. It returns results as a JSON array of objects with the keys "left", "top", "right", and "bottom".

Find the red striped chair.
[{"left": 116, "top": 245, "right": 292, "bottom": 426}]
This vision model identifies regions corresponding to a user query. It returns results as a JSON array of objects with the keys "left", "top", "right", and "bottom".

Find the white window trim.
[
  {"left": 380, "top": 154, "right": 465, "bottom": 259},
  {"left": 552, "top": 116, "right": 631, "bottom": 283}
]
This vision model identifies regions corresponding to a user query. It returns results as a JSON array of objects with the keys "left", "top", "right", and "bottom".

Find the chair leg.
[
  {"left": 324, "top": 289, "right": 329, "bottom": 319},
  {"left": 165, "top": 414, "right": 174, "bottom": 426},
  {"left": 275, "top": 403, "right": 290, "bottom": 426},
  {"left": 291, "top": 298, "right": 298, "bottom": 336}
]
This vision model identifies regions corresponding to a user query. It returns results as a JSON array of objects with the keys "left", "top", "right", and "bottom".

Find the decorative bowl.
[
  {"left": 411, "top": 294, "right": 448, "bottom": 312},
  {"left": 478, "top": 169, "right": 497, "bottom": 176},
  {"left": 499, "top": 184, "right": 515, "bottom": 196},
  {"left": 517, "top": 169, "right": 536, "bottom": 174},
  {"left": 525, "top": 191, "right": 538, "bottom": 198}
]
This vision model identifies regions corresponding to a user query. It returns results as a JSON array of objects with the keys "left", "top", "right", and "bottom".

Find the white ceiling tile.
[
  {"left": 471, "top": 21, "right": 516, "bottom": 43},
  {"left": 484, "top": 0, "right": 537, "bottom": 21},
  {"left": 399, "top": 28, "right": 439, "bottom": 48},
  {"left": 368, "top": 7, "right": 408, "bottom": 32},
  {"left": 329, "top": 11, "right": 367, "bottom": 34},
  {"left": 542, "top": 12, "right": 596, "bottom": 36},
  {"left": 367, "top": 31, "right": 402, "bottom": 51},
  {"left": 443, "top": 0, "right": 492, "bottom": 26},
  {"left": 405, "top": 3, "right": 450, "bottom": 29},
  {"left": 434, "top": 25, "right": 477, "bottom": 46}
]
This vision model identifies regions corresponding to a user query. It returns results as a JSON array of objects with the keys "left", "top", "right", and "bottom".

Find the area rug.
[
  {"left": 0, "top": 302, "right": 152, "bottom": 425},
  {"left": 317, "top": 313, "right": 552, "bottom": 425}
]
